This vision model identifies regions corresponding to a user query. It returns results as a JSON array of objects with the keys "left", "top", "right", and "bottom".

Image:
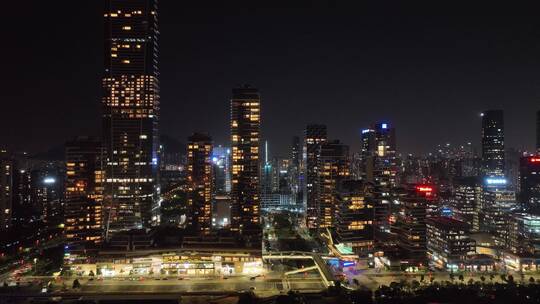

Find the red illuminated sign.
[{"left": 416, "top": 186, "right": 433, "bottom": 192}]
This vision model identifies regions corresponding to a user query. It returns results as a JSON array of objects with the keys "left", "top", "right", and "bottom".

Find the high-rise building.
[
  {"left": 373, "top": 123, "right": 398, "bottom": 188},
  {"left": 102, "top": 0, "right": 160, "bottom": 233},
  {"left": 537, "top": 110, "right": 540, "bottom": 152},
  {"left": 451, "top": 177, "right": 482, "bottom": 231},
  {"left": 336, "top": 180, "right": 374, "bottom": 256},
  {"left": 481, "top": 110, "right": 505, "bottom": 178},
  {"left": 426, "top": 217, "right": 476, "bottom": 270},
  {"left": 520, "top": 155, "right": 540, "bottom": 208},
  {"left": 64, "top": 137, "right": 104, "bottom": 244},
  {"left": 187, "top": 133, "right": 212, "bottom": 234},
  {"left": 508, "top": 212, "right": 540, "bottom": 255},
  {"left": 303, "top": 124, "right": 327, "bottom": 228},
  {"left": 392, "top": 185, "right": 432, "bottom": 265},
  {"left": 211, "top": 145, "right": 231, "bottom": 195},
  {"left": 0, "top": 151, "right": 13, "bottom": 230},
  {"left": 230, "top": 85, "right": 261, "bottom": 238},
  {"left": 317, "top": 140, "right": 350, "bottom": 228},
  {"left": 360, "top": 123, "right": 398, "bottom": 187}
]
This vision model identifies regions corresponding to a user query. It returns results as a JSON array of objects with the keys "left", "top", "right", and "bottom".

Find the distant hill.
[
  {"left": 160, "top": 134, "right": 186, "bottom": 154},
  {"left": 31, "top": 144, "right": 65, "bottom": 161}
]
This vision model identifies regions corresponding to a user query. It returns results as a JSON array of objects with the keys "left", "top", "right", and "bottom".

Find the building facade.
[
  {"left": 64, "top": 137, "right": 104, "bottom": 244},
  {"left": 230, "top": 85, "right": 261, "bottom": 238},
  {"left": 303, "top": 124, "right": 327, "bottom": 228},
  {"left": 426, "top": 216, "right": 476, "bottom": 270},
  {"left": 187, "top": 133, "right": 213, "bottom": 234},
  {"left": 102, "top": 0, "right": 160, "bottom": 233},
  {"left": 520, "top": 155, "right": 540, "bottom": 208},
  {"left": 481, "top": 110, "right": 505, "bottom": 178},
  {"left": 317, "top": 140, "right": 350, "bottom": 228}
]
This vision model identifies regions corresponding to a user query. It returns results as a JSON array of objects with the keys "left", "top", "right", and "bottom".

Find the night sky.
[{"left": 2, "top": 2, "right": 540, "bottom": 156}]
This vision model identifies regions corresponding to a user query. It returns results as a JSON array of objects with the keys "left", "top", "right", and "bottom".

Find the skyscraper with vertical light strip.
[
  {"left": 230, "top": 85, "right": 261, "bottom": 239},
  {"left": 102, "top": 0, "right": 159, "bottom": 234}
]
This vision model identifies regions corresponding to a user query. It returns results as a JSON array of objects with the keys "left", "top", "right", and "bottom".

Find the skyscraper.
[
  {"left": 373, "top": 122, "right": 398, "bottom": 188},
  {"left": 211, "top": 145, "right": 231, "bottom": 195},
  {"left": 481, "top": 110, "right": 505, "bottom": 178},
  {"left": 230, "top": 85, "right": 261, "bottom": 238},
  {"left": 537, "top": 110, "right": 540, "bottom": 152},
  {"left": 0, "top": 151, "right": 13, "bottom": 230},
  {"left": 317, "top": 140, "right": 350, "bottom": 228},
  {"left": 102, "top": 0, "right": 160, "bottom": 233},
  {"left": 520, "top": 155, "right": 540, "bottom": 208},
  {"left": 187, "top": 133, "right": 213, "bottom": 234},
  {"left": 304, "top": 124, "right": 327, "bottom": 228},
  {"left": 64, "top": 137, "right": 104, "bottom": 244}
]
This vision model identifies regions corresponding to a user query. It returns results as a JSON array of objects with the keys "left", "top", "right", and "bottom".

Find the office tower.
[
  {"left": 187, "top": 133, "right": 213, "bottom": 234},
  {"left": 64, "top": 137, "right": 104, "bottom": 244},
  {"left": 102, "top": 0, "right": 160, "bottom": 233},
  {"left": 0, "top": 151, "right": 13, "bottom": 229},
  {"left": 452, "top": 177, "right": 482, "bottom": 231},
  {"left": 360, "top": 128, "right": 376, "bottom": 182},
  {"left": 519, "top": 155, "right": 540, "bottom": 208},
  {"left": 373, "top": 122, "right": 398, "bottom": 188},
  {"left": 291, "top": 136, "right": 300, "bottom": 170},
  {"left": 505, "top": 148, "right": 521, "bottom": 192},
  {"left": 31, "top": 165, "right": 64, "bottom": 226},
  {"left": 392, "top": 185, "right": 432, "bottom": 266},
  {"left": 426, "top": 217, "right": 476, "bottom": 270},
  {"left": 261, "top": 141, "right": 273, "bottom": 209},
  {"left": 537, "top": 110, "right": 540, "bottom": 152},
  {"left": 317, "top": 140, "right": 350, "bottom": 228},
  {"left": 481, "top": 110, "right": 505, "bottom": 178},
  {"left": 211, "top": 145, "right": 231, "bottom": 195},
  {"left": 508, "top": 212, "right": 540, "bottom": 255},
  {"left": 481, "top": 189, "right": 516, "bottom": 247},
  {"left": 304, "top": 124, "right": 327, "bottom": 228},
  {"left": 230, "top": 85, "right": 261, "bottom": 237},
  {"left": 336, "top": 180, "right": 374, "bottom": 256},
  {"left": 12, "top": 168, "right": 32, "bottom": 227}
]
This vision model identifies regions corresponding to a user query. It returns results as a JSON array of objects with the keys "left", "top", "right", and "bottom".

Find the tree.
[
  {"left": 458, "top": 274, "right": 464, "bottom": 283},
  {"left": 507, "top": 275, "right": 514, "bottom": 284},
  {"left": 237, "top": 291, "right": 257, "bottom": 304},
  {"left": 88, "top": 270, "right": 95, "bottom": 277},
  {"left": 72, "top": 279, "right": 80, "bottom": 289},
  {"left": 480, "top": 276, "right": 486, "bottom": 284},
  {"left": 467, "top": 278, "right": 474, "bottom": 285}
]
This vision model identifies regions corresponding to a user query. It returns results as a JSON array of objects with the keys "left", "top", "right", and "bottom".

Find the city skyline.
[
  {"left": 2, "top": 2, "right": 540, "bottom": 156},
  {"left": 4, "top": 2, "right": 540, "bottom": 302}
]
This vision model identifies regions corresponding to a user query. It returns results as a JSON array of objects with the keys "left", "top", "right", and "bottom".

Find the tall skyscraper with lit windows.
[
  {"left": 102, "top": 0, "right": 159, "bottom": 234},
  {"left": 64, "top": 137, "right": 104, "bottom": 244},
  {"left": 304, "top": 124, "right": 327, "bottom": 228},
  {"left": 187, "top": 133, "right": 213, "bottom": 234},
  {"left": 481, "top": 110, "right": 505, "bottom": 178},
  {"left": 230, "top": 85, "right": 261, "bottom": 238},
  {"left": 536, "top": 110, "right": 540, "bottom": 152},
  {"left": 317, "top": 140, "right": 350, "bottom": 228}
]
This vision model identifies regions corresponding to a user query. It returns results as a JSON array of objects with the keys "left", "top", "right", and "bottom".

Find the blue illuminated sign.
[
  {"left": 485, "top": 177, "right": 507, "bottom": 185},
  {"left": 381, "top": 123, "right": 388, "bottom": 129}
]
